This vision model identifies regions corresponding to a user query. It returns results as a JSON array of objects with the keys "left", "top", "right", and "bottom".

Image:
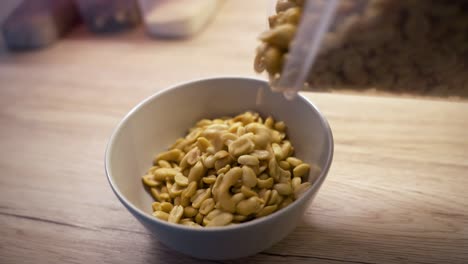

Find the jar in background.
[
  {"left": 75, "top": 0, "right": 141, "bottom": 33},
  {"left": 137, "top": 0, "right": 222, "bottom": 38}
]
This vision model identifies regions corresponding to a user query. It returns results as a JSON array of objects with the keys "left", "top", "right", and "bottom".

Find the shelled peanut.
[
  {"left": 141, "top": 112, "right": 320, "bottom": 227},
  {"left": 254, "top": 0, "right": 304, "bottom": 80}
]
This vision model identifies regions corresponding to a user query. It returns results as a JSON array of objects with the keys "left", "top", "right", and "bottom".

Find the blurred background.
[
  {"left": 0, "top": 0, "right": 266, "bottom": 54},
  {"left": 2, "top": 0, "right": 468, "bottom": 99},
  {"left": 0, "top": 0, "right": 20, "bottom": 51},
  {"left": 0, "top": 0, "right": 268, "bottom": 107}
]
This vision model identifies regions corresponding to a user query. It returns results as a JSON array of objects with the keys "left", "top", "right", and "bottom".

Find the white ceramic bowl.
[{"left": 105, "top": 77, "right": 333, "bottom": 260}]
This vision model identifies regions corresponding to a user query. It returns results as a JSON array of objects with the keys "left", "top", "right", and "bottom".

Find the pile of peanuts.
[
  {"left": 254, "top": 0, "right": 303, "bottom": 80},
  {"left": 141, "top": 112, "right": 318, "bottom": 227},
  {"left": 256, "top": 0, "right": 468, "bottom": 98}
]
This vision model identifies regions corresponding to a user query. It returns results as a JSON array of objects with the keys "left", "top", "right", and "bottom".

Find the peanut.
[
  {"left": 286, "top": 157, "right": 303, "bottom": 167},
  {"left": 240, "top": 185, "right": 258, "bottom": 198},
  {"left": 256, "top": 204, "right": 278, "bottom": 218},
  {"left": 238, "top": 155, "right": 260, "bottom": 166},
  {"left": 242, "top": 166, "right": 257, "bottom": 188},
  {"left": 155, "top": 149, "right": 184, "bottom": 163},
  {"left": 228, "top": 135, "right": 254, "bottom": 157},
  {"left": 293, "top": 163, "right": 310, "bottom": 178},
  {"left": 257, "top": 177, "right": 274, "bottom": 189},
  {"left": 152, "top": 211, "right": 169, "bottom": 221},
  {"left": 294, "top": 182, "right": 312, "bottom": 199},
  {"left": 199, "top": 198, "right": 215, "bottom": 215},
  {"left": 188, "top": 161, "right": 205, "bottom": 183},
  {"left": 274, "top": 183, "right": 293, "bottom": 196},
  {"left": 202, "top": 175, "right": 217, "bottom": 185},
  {"left": 174, "top": 173, "right": 189, "bottom": 187},
  {"left": 142, "top": 174, "right": 161, "bottom": 187},
  {"left": 236, "top": 197, "right": 264, "bottom": 216},
  {"left": 168, "top": 205, "right": 184, "bottom": 223},
  {"left": 183, "top": 206, "right": 198, "bottom": 218},
  {"left": 206, "top": 212, "right": 234, "bottom": 227}
]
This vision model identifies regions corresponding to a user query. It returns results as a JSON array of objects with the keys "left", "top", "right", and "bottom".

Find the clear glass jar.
[{"left": 260, "top": 0, "right": 468, "bottom": 98}]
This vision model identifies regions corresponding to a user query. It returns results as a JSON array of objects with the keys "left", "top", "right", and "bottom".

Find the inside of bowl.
[{"left": 106, "top": 77, "right": 332, "bottom": 215}]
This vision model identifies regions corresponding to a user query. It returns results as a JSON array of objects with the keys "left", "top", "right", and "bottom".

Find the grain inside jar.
[{"left": 255, "top": 0, "right": 468, "bottom": 98}]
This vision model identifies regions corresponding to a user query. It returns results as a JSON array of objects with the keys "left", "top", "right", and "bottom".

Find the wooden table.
[{"left": 1, "top": 1, "right": 467, "bottom": 263}]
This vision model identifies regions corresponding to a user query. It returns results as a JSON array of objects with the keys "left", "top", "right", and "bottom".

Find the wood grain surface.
[{"left": 1, "top": 1, "right": 468, "bottom": 263}]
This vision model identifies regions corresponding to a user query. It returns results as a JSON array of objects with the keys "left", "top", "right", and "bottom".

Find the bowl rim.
[{"left": 104, "top": 76, "right": 334, "bottom": 232}]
